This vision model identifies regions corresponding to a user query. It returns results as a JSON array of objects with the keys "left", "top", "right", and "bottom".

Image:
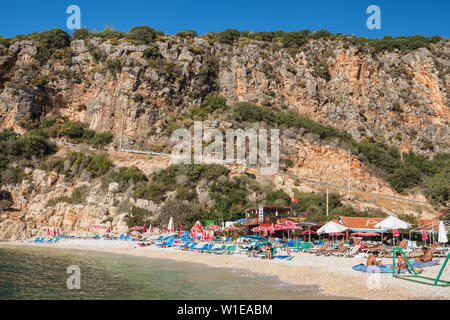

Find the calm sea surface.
[{"left": 0, "top": 244, "right": 340, "bottom": 300}]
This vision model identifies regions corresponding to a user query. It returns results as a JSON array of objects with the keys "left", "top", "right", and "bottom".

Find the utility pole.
[
  {"left": 119, "top": 106, "right": 124, "bottom": 152},
  {"left": 348, "top": 149, "right": 351, "bottom": 192}
]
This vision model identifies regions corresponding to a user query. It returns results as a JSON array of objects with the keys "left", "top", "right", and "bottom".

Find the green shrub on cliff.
[
  {"left": 176, "top": 30, "right": 198, "bottom": 38},
  {"left": 89, "top": 132, "right": 113, "bottom": 148},
  {"left": 72, "top": 28, "right": 90, "bottom": 40},
  {"left": 125, "top": 26, "right": 162, "bottom": 44}
]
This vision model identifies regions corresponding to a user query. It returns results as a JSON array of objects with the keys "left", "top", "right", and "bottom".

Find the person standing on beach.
[{"left": 266, "top": 243, "right": 273, "bottom": 260}]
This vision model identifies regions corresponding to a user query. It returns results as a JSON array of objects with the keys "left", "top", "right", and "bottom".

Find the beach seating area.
[{"left": 27, "top": 232, "right": 450, "bottom": 261}]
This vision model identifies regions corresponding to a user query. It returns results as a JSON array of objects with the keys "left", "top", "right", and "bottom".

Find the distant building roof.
[{"left": 339, "top": 216, "right": 387, "bottom": 232}]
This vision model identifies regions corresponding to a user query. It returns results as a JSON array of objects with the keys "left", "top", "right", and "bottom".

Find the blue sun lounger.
[
  {"left": 192, "top": 244, "right": 209, "bottom": 252},
  {"left": 194, "top": 244, "right": 214, "bottom": 253},
  {"left": 29, "top": 237, "right": 42, "bottom": 243},
  {"left": 156, "top": 238, "right": 175, "bottom": 247}
]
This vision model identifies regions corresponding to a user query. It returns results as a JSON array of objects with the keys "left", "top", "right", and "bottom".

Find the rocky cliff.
[
  {"left": 0, "top": 33, "right": 449, "bottom": 240},
  {"left": 1, "top": 36, "right": 448, "bottom": 152}
]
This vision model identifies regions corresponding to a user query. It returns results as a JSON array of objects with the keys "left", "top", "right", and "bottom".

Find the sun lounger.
[
  {"left": 306, "top": 242, "right": 329, "bottom": 254},
  {"left": 296, "top": 242, "right": 313, "bottom": 253},
  {"left": 196, "top": 244, "right": 214, "bottom": 253},
  {"left": 208, "top": 245, "right": 226, "bottom": 254},
  {"left": 223, "top": 245, "right": 237, "bottom": 255},
  {"left": 335, "top": 245, "right": 360, "bottom": 258},
  {"left": 321, "top": 246, "right": 347, "bottom": 256},
  {"left": 28, "top": 237, "right": 41, "bottom": 243},
  {"left": 156, "top": 238, "right": 175, "bottom": 247}
]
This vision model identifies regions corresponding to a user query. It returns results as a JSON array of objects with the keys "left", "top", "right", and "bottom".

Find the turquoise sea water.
[{"left": 0, "top": 244, "right": 337, "bottom": 300}]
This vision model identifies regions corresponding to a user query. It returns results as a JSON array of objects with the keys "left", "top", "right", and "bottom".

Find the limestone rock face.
[
  {"left": 108, "top": 182, "right": 120, "bottom": 193},
  {"left": 0, "top": 37, "right": 448, "bottom": 155},
  {"left": 0, "top": 171, "right": 157, "bottom": 240}
]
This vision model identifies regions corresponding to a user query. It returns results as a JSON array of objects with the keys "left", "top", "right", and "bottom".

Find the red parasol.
[
  {"left": 422, "top": 226, "right": 428, "bottom": 241},
  {"left": 278, "top": 221, "right": 298, "bottom": 227},
  {"left": 180, "top": 225, "right": 184, "bottom": 234},
  {"left": 252, "top": 226, "right": 268, "bottom": 232},
  {"left": 301, "top": 230, "right": 317, "bottom": 235},
  {"left": 225, "top": 226, "right": 239, "bottom": 230},
  {"left": 162, "top": 225, "right": 166, "bottom": 233},
  {"left": 393, "top": 229, "right": 400, "bottom": 237}
]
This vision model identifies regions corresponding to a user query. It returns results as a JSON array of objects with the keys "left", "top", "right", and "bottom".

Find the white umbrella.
[
  {"left": 375, "top": 216, "right": 411, "bottom": 230},
  {"left": 438, "top": 221, "right": 448, "bottom": 244},
  {"left": 317, "top": 221, "right": 348, "bottom": 235},
  {"left": 375, "top": 216, "right": 411, "bottom": 246},
  {"left": 168, "top": 217, "right": 174, "bottom": 233}
]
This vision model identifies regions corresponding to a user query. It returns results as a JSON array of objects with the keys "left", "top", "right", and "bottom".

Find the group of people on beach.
[{"left": 367, "top": 246, "right": 434, "bottom": 274}]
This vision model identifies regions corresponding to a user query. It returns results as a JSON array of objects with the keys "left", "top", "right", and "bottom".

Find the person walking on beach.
[{"left": 367, "top": 251, "right": 383, "bottom": 266}]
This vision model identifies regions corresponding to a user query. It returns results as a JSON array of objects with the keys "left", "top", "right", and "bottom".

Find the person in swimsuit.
[
  {"left": 396, "top": 251, "right": 412, "bottom": 275},
  {"left": 367, "top": 251, "right": 383, "bottom": 266},
  {"left": 415, "top": 247, "right": 433, "bottom": 262}
]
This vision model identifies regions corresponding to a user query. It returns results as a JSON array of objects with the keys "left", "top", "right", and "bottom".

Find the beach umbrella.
[
  {"left": 278, "top": 221, "right": 298, "bottom": 226},
  {"left": 168, "top": 217, "right": 174, "bottom": 233},
  {"left": 180, "top": 225, "right": 184, "bottom": 235},
  {"left": 438, "top": 221, "right": 448, "bottom": 244},
  {"left": 375, "top": 216, "right": 411, "bottom": 246},
  {"left": 317, "top": 221, "right": 348, "bottom": 235},
  {"left": 46, "top": 228, "right": 50, "bottom": 235},
  {"left": 143, "top": 225, "right": 146, "bottom": 233},
  {"left": 149, "top": 225, "right": 153, "bottom": 233},
  {"left": 201, "top": 232, "right": 206, "bottom": 241},
  {"left": 422, "top": 226, "right": 428, "bottom": 241},
  {"left": 329, "top": 233, "right": 345, "bottom": 236},
  {"left": 301, "top": 230, "right": 317, "bottom": 235},
  {"left": 393, "top": 229, "right": 400, "bottom": 237},
  {"left": 263, "top": 229, "right": 268, "bottom": 237},
  {"left": 206, "top": 225, "right": 221, "bottom": 230},
  {"left": 225, "top": 226, "right": 239, "bottom": 231},
  {"left": 375, "top": 216, "right": 411, "bottom": 230},
  {"left": 162, "top": 225, "right": 166, "bottom": 233},
  {"left": 191, "top": 221, "right": 204, "bottom": 234},
  {"left": 252, "top": 226, "right": 268, "bottom": 232}
]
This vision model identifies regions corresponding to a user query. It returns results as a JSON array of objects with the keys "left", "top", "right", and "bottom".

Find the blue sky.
[{"left": 0, "top": 0, "right": 449, "bottom": 39}]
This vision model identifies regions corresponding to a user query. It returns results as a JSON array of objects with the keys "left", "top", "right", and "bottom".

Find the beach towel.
[{"left": 352, "top": 264, "right": 423, "bottom": 274}]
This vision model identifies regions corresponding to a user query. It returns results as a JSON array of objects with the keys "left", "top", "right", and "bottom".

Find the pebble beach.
[{"left": 3, "top": 239, "right": 449, "bottom": 300}]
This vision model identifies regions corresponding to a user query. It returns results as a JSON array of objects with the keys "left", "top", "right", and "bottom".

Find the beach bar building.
[{"left": 243, "top": 205, "right": 294, "bottom": 235}]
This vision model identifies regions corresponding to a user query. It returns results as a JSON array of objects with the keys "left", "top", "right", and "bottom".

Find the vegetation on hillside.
[
  {"left": 0, "top": 128, "right": 56, "bottom": 186},
  {"left": 181, "top": 97, "right": 449, "bottom": 206},
  {"left": 4, "top": 25, "right": 443, "bottom": 56},
  {"left": 40, "top": 117, "right": 113, "bottom": 148}
]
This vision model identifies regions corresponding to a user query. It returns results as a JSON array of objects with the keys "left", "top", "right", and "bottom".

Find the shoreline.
[{"left": 2, "top": 240, "right": 449, "bottom": 300}]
